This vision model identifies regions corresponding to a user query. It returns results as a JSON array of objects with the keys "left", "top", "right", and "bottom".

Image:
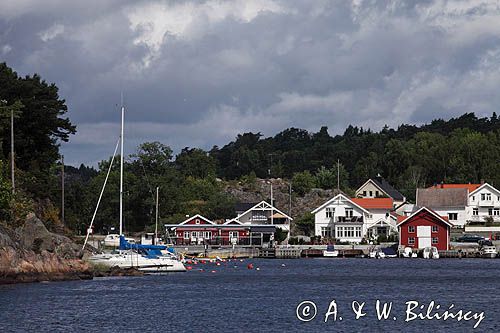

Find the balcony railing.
[
  {"left": 467, "top": 215, "right": 500, "bottom": 223},
  {"left": 334, "top": 216, "right": 364, "bottom": 223}
]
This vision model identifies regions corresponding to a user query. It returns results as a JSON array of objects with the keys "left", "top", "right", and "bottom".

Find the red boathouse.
[{"left": 398, "top": 207, "right": 451, "bottom": 251}]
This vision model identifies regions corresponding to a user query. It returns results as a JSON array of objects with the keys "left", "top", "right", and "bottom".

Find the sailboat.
[{"left": 84, "top": 103, "right": 185, "bottom": 272}]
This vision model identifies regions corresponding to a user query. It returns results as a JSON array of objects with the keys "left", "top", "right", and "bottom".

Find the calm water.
[{"left": 1, "top": 258, "right": 500, "bottom": 332}]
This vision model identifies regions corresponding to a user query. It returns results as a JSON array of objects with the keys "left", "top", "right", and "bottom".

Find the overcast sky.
[{"left": 1, "top": 0, "right": 500, "bottom": 166}]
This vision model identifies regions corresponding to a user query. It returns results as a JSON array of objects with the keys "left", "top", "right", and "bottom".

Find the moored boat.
[
  {"left": 323, "top": 245, "right": 339, "bottom": 257},
  {"left": 480, "top": 245, "right": 498, "bottom": 258}
]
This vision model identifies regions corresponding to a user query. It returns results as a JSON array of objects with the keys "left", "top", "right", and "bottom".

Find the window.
[
  {"left": 432, "top": 226, "right": 438, "bottom": 233},
  {"left": 252, "top": 211, "right": 267, "bottom": 221},
  {"left": 326, "top": 207, "right": 335, "bottom": 218},
  {"left": 408, "top": 226, "right": 415, "bottom": 233},
  {"left": 448, "top": 213, "right": 458, "bottom": 221},
  {"left": 472, "top": 195, "right": 475, "bottom": 201},
  {"left": 494, "top": 209, "right": 500, "bottom": 216},
  {"left": 375, "top": 191, "right": 379, "bottom": 197},
  {"left": 488, "top": 208, "right": 492, "bottom": 216},
  {"left": 195, "top": 219, "right": 200, "bottom": 225},
  {"left": 362, "top": 191, "right": 367, "bottom": 196},
  {"left": 321, "top": 227, "right": 333, "bottom": 237},
  {"left": 229, "top": 231, "right": 239, "bottom": 239},
  {"left": 183, "top": 231, "right": 190, "bottom": 239},
  {"left": 432, "top": 237, "right": 438, "bottom": 244},
  {"left": 473, "top": 208, "right": 478, "bottom": 216},
  {"left": 369, "top": 191, "right": 373, "bottom": 197},
  {"left": 346, "top": 208, "right": 354, "bottom": 217},
  {"left": 482, "top": 193, "right": 492, "bottom": 201},
  {"left": 203, "top": 231, "right": 212, "bottom": 239},
  {"left": 355, "top": 227, "right": 362, "bottom": 238},
  {"left": 408, "top": 237, "right": 415, "bottom": 245}
]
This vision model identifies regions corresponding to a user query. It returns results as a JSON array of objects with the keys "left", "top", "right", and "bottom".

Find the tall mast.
[
  {"left": 11, "top": 108, "right": 15, "bottom": 194},
  {"left": 155, "top": 187, "right": 159, "bottom": 245},
  {"left": 119, "top": 101, "right": 124, "bottom": 236}
]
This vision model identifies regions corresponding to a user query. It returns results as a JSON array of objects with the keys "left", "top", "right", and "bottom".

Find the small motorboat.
[
  {"left": 402, "top": 247, "right": 412, "bottom": 258},
  {"left": 423, "top": 247, "right": 431, "bottom": 259},
  {"left": 423, "top": 247, "right": 439, "bottom": 259},
  {"left": 480, "top": 245, "right": 498, "bottom": 258},
  {"left": 430, "top": 246, "right": 439, "bottom": 259},
  {"left": 377, "top": 250, "right": 386, "bottom": 259},
  {"left": 369, "top": 250, "right": 377, "bottom": 258},
  {"left": 323, "top": 245, "right": 339, "bottom": 257},
  {"left": 381, "top": 247, "right": 397, "bottom": 258}
]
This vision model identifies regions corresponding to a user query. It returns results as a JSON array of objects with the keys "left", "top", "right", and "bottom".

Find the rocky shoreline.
[{"left": 0, "top": 213, "right": 142, "bottom": 285}]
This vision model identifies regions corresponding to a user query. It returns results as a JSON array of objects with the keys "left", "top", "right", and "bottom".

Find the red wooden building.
[
  {"left": 398, "top": 207, "right": 451, "bottom": 250},
  {"left": 168, "top": 214, "right": 276, "bottom": 246}
]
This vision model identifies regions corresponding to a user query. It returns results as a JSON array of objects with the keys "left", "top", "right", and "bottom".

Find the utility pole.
[
  {"left": 268, "top": 153, "right": 275, "bottom": 226},
  {"left": 61, "top": 155, "right": 65, "bottom": 225},
  {"left": 337, "top": 159, "right": 340, "bottom": 191},
  {"left": 289, "top": 182, "right": 292, "bottom": 217},
  {"left": 10, "top": 107, "right": 15, "bottom": 194}
]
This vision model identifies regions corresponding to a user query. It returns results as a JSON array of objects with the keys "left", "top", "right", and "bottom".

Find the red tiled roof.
[
  {"left": 351, "top": 198, "right": 393, "bottom": 209},
  {"left": 427, "top": 184, "right": 481, "bottom": 192}
]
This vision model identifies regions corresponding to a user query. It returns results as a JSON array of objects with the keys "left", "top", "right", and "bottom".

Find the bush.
[{"left": 291, "top": 171, "right": 316, "bottom": 196}]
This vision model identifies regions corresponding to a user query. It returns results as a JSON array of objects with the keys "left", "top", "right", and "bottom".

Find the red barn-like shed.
[{"left": 398, "top": 207, "right": 451, "bottom": 251}]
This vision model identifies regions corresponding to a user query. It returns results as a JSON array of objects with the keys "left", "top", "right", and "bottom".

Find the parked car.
[{"left": 457, "top": 235, "right": 485, "bottom": 243}]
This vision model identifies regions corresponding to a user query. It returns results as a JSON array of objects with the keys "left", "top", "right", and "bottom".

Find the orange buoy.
[
  {"left": 247, "top": 263, "right": 254, "bottom": 270},
  {"left": 186, "top": 266, "right": 193, "bottom": 270}
]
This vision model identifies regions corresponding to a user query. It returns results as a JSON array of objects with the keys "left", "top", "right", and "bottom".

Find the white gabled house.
[
  {"left": 312, "top": 194, "right": 398, "bottom": 243},
  {"left": 355, "top": 175, "right": 406, "bottom": 208},
  {"left": 467, "top": 183, "right": 500, "bottom": 224},
  {"left": 228, "top": 200, "right": 293, "bottom": 232}
]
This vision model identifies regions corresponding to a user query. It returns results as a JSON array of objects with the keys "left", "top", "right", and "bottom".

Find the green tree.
[{"left": 292, "top": 171, "right": 316, "bottom": 196}]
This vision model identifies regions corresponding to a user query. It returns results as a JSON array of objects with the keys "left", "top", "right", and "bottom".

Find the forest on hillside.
[{"left": 2, "top": 62, "right": 500, "bottom": 234}]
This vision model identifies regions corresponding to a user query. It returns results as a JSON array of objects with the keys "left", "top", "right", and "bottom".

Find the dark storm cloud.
[{"left": 1, "top": 0, "right": 500, "bottom": 165}]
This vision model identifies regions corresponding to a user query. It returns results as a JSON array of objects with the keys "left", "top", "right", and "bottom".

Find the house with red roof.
[
  {"left": 417, "top": 182, "right": 500, "bottom": 227},
  {"left": 398, "top": 207, "right": 451, "bottom": 251},
  {"left": 312, "top": 194, "right": 398, "bottom": 243}
]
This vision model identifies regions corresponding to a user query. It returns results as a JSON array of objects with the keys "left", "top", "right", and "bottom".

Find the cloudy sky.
[{"left": 1, "top": 0, "right": 500, "bottom": 166}]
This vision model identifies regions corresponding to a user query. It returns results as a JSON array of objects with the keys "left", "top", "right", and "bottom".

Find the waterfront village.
[{"left": 97, "top": 176, "right": 500, "bottom": 260}]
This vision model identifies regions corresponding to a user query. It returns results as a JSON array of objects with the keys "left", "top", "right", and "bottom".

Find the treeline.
[
  {"left": 3, "top": 61, "right": 500, "bottom": 234},
  {"left": 210, "top": 113, "right": 500, "bottom": 200}
]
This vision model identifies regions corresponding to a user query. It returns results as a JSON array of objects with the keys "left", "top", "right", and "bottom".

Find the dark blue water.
[{"left": 1, "top": 258, "right": 500, "bottom": 332}]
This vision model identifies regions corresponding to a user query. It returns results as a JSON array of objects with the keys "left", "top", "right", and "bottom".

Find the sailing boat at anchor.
[{"left": 84, "top": 103, "right": 185, "bottom": 272}]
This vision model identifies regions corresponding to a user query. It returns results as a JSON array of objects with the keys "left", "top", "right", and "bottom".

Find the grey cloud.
[{"left": 1, "top": 0, "right": 500, "bottom": 165}]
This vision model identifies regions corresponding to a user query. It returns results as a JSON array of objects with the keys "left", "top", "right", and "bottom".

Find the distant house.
[
  {"left": 398, "top": 207, "right": 451, "bottom": 251},
  {"left": 355, "top": 175, "right": 406, "bottom": 208},
  {"left": 467, "top": 183, "right": 500, "bottom": 225},
  {"left": 168, "top": 214, "right": 276, "bottom": 246},
  {"left": 352, "top": 198, "right": 397, "bottom": 240},
  {"left": 417, "top": 182, "right": 500, "bottom": 227},
  {"left": 312, "top": 194, "right": 397, "bottom": 243},
  {"left": 229, "top": 200, "right": 293, "bottom": 232},
  {"left": 416, "top": 187, "right": 468, "bottom": 227}
]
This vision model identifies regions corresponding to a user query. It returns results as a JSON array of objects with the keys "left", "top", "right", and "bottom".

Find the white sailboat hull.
[{"left": 89, "top": 252, "right": 186, "bottom": 272}]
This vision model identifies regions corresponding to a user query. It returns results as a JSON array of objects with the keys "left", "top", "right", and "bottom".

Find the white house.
[
  {"left": 312, "top": 194, "right": 396, "bottom": 243},
  {"left": 416, "top": 187, "right": 469, "bottom": 227},
  {"left": 355, "top": 175, "right": 406, "bottom": 208},
  {"left": 467, "top": 183, "right": 500, "bottom": 224},
  {"left": 229, "top": 200, "right": 293, "bottom": 232}
]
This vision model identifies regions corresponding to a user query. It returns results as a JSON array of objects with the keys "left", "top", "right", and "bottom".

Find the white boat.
[
  {"left": 103, "top": 234, "right": 135, "bottom": 247},
  {"left": 480, "top": 245, "right": 498, "bottom": 258},
  {"left": 377, "top": 250, "right": 386, "bottom": 259},
  {"left": 84, "top": 103, "right": 185, "bottom": 272},
  {"left": 423, "top": 247, "right": 431, "bottom": 259},
  {"left": 369, "top": 250, "right": 377, "bottom": 258},
  {"left": 402, "top": 247, "right": 412, "bottom": 258},
  {"left": 323, "top": 245, "right": 339, "bottom": 257},
  {"left": 423, "top": 246, "right": 439, "bottom": 259}
]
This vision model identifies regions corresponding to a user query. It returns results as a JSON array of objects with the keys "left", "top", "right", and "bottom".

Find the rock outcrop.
[{"left": 0, "top": 213, "right": 92, "bottom": 284}]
